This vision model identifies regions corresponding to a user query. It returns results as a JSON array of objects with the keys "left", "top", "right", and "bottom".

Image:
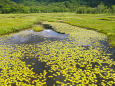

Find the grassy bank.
[{"left": 0, "top": 14, "right": 41, "bottom": 35}]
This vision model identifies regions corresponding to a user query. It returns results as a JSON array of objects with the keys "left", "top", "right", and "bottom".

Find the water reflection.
[{"left": 0, "top": 29, "right": 68, "bottom": 44}]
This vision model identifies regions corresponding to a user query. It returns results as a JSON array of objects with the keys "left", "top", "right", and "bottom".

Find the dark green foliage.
[
  {"left": 0, "top": 0, "right": 30, "bottom": 13},
  {"left": 0, "top": 0, "right": 115, "bottom": 13}
]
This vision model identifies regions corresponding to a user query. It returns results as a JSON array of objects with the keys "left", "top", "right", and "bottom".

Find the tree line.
[{"left": 0, "top": 0, "right": 115, "bottom": 14}]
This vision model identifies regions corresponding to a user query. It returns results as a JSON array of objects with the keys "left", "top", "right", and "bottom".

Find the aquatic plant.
[{"left": 0, "top": 22, "right": 114, "bottom": 85}]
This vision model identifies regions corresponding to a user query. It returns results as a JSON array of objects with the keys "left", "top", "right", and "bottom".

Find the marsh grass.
[
  {"left": 33, "top": 25, "right": 44, "bottom": 32},
  {"left": 61, "top": 14, "right": 115, "bottom": 47},
  {"left": 0, "top": 14, "right": 41, "bottom": 35}
]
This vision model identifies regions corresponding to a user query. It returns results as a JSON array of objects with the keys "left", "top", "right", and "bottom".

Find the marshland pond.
[{"left": 0, "top": 21, "right": 115, "bottom": 86}]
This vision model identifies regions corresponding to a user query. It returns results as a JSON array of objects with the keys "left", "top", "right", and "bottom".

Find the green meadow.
[
  {"left": 0, "top": 13, "right": 115, "bottom": 86},
  {"left": 0, "top": 14, "right": 40, "bottom": 35}
]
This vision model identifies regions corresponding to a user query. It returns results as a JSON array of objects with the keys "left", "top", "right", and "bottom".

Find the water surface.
[{"left": 0, "top": 29, "right": 68, "bottom": 44}]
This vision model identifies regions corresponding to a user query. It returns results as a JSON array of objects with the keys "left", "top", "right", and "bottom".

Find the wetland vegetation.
[
  {"left": 33, "top": 25, "right": 44, "bottom": 32},
  {"left": 0, "top": 13, "right": 115, "bottom": 86}
]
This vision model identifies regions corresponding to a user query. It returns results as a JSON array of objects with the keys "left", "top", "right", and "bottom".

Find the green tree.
[{"left": 97, "top": 2, "right": 106, "bottom": 13}]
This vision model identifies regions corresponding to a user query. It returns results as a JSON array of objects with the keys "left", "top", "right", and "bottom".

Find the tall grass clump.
[{"left": 33, "top": 25, "right": 44, "bottom": 32}]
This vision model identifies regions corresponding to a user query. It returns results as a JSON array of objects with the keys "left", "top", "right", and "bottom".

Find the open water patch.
[{"left": 0, "top": 29, "right": 69, "bottom": 45}]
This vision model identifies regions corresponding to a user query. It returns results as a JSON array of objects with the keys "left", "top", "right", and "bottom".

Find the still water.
[{"left": 0, "top": 29, "right": 68, "bottom": 44}]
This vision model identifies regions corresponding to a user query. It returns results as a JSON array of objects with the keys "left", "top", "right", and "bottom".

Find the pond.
[{"left": 0, "top": 22, "right": 115, "bottom": 86}]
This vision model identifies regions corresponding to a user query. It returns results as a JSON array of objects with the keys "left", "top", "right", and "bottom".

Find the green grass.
[
  {"left": 33, "top": 25, "right": 44, "bottom": 32},
  {"left": 0, "top": 14, "right": 41, "bottom": 35}
]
